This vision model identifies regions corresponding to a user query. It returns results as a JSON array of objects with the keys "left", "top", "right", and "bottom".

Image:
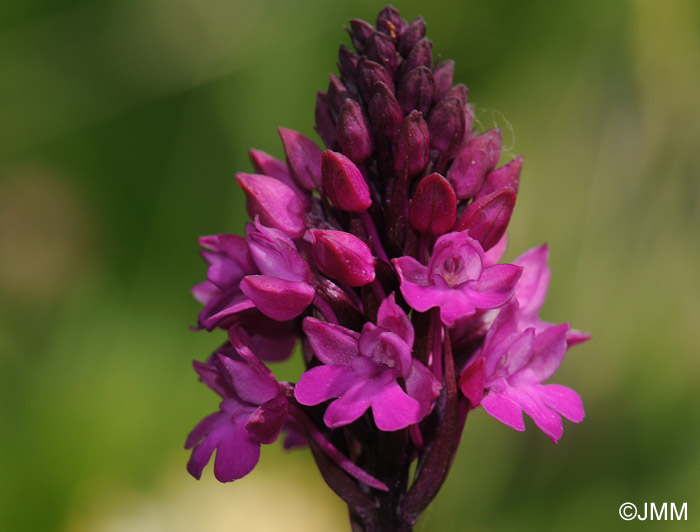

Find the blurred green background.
[{"left": 1, "top": 1, "right": 698, "bottom": 531}]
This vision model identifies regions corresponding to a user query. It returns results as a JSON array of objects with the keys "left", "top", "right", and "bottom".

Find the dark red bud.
[
  {"left": 377, "top": 6, "right": 406, "bottom": 39},
  {"left": 455, "top": 187, "right": 516, "bottom": 251},
  {"left": 327, "top": 74, "right": 350, "bottom": 114},
  {"left": 322, "top": 150, "right": 372, "bottom": 211},
  {"left": 338, "top": 45, "right": 359, "bottom": 82},
  {"left": 433, "top": 60, "right": 455, "bottom": 102},
  {"left": 398, "top": 66, "right": 434, "bottom": 116},
  {"left": 394, "top": 111, "right": 430, "bottom": 177},
  {"left": 368, "top": 81, "right": 403, "bottom": 141},
  {"left": 398, "top": 17, "right": 426, "bottom": 57},
  {"left": 336, "top": 99, "right": 374, "bottom": 163},
  {"left": 315, "top": 92, "right": 337, "bottom": 149},
  {"left": 349, "top": 19, "right": 375, "bottom": 53},
  {"left": 365, "top": 31, "right": 398, "bottom": 73},
  {"left": 404, "top": 38, "right": 433, "bottom": 72},
  {"left": 478, "top": 155, "right": 523, "bottom": 198},
  {"left": 409, "top": 173, "right": 457, "bottom": 235},
  {"left": 447, "top": 129, "right": 502, "bottom": 199},
  {"left": 428, "top": 97, "right": 467, "bottom": 158},
  {"left": 445, "top": 83, "right": 469, "bottom": 105},
  {"left": 358, "top": 57, "right": 394, "bottom": 105}
]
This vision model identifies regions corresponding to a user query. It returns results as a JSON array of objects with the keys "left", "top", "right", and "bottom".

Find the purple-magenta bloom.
[
  {"left": 187, "top": 6, "right": 589, "bottom": 529},
  {"left": 186, "top": 330, "right": 289, "bottom": 482},
  {"left": 393, "top": 230, "right": 522, "bottom": 327},
  {"left": 295, "top": 294, "right": 440, "bottom": 431},
  {"left": 513, "top": 244, "right": 591, "bottom": 347},
  {"left": 459, "top": 301, "right": 584, "bottom": 443}
]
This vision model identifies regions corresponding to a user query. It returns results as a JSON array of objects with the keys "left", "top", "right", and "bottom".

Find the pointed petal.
[
  {"left": 376, "top": 293, "right": 414, "bottom": 347},
  {"left": 294, "top": 364, "right": 357, "bottom": 406},
  {"left": 481, "top": 387, "right": 526, "bottom": 432},
  {"left": 467, "top": 263, "right": 522, "bottom": 309},
  {"left": 458, "top": 358, "right": 485, "bottom": 407},
  {"left": 302, "top": 317, "right": 360, "bottom": 365},
  {"left": 513, "top": 244, "right": 551, "bottom": 319},
  {"left": 406, "top": 359, "right": 442, "bottom": 415},
  {"left": 218, "top": 357, "right": 278, "bottom": 405}
]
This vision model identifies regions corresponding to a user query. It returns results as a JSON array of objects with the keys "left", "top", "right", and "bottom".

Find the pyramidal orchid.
[{"left": 186, "top": 6, "right": 588, "bottom": 530}]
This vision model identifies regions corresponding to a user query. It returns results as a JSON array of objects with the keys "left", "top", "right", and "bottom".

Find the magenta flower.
[
  {"left": 186, "top": 6, "right": 589, "bottom": 530},
  {"left": 393, "top": 230, "right": 522, "bottom": 327},
  {"left": 459, "top": 301, "right": 585, "bottom": 443},
  {"left": 185, "top": 330, "right": 289, "bottom": 482},
  {"left": 295, "top": 294, "right": 440, "bottom": 431}
]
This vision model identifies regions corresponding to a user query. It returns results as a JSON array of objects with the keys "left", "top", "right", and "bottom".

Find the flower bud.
[
  {"left": 365, "top": 31, "right": 398, "bottom": 73},
  {"left": 433, "top": 60, "right": 455, "bottom": 102},
  {"left": 357, "top": 58, "right": 394, "bottom": 105},
  {"left": 455, "top": 187, "right": 516, "bottom": 251},
  {"left": 336, "top": 99, "right": 374, "bottom": 163},
  {"left": 398, "top": 66, "right": 434, "bottom": 116},
  {"left": 235, "top": 173, "right": 306, "bottom": 238},
  {"left": 447, "top": 129, "right": 502, "bottom": 199},
  {"left": 376, "top": 6, "right": 406, "bottom": 38},
  {"left": 327, "top": 74, "right": 350, "bottom": 114},
  {"left": 349, "top": 19, "right": 374, "bottom": 53},
  {"left": 398, "top": 17, "right": 426, "bottom": 56},
  {"left": 445, "top": 83, "right": 469, "bottom": 105},
  {"left": 478, "top": 155, "right": 523, "bottom": 198},
  {"left": 368, "top": 81, "right": 403, "bottom": 142},
  {"left": 428, "top": 97, "right": 467, "bottom": 159},
  {"left": 409, "top": 173, "right": 457, "bottom": 235},
  {"left": 338, "top": 45, "right": 359, "bottom": 82},
  {"left": 394, "top": 111, "right": 430, "bottom": 177},
  {"left": 314, "top": 92, "right": 337, "bottom": 149},
  {"left": 322, "top": 150, "right": 372, "bottom": 211},
  {"left": 311, "top": 229, "right": 376, "bottom": 286},
  {"left": 404, "top": 38, "right": 433, "bottom": 72},
  {"left": 278, "top": 128, "right": 323, "bottom": 190}
]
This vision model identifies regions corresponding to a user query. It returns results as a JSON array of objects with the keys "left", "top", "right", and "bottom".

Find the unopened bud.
[
  {"left": 322, "top": 150, "right": 372, "bottom": 211},
  {"left": 409, "top": 173, "right": 457, "bottom": 235}
]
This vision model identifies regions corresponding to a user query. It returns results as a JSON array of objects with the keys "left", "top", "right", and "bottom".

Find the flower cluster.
[{"left": 186, "top": 6, "right": 588, "bottom": 530}]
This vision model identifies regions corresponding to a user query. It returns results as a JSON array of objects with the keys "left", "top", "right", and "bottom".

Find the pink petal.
[
  {"left": 236, "top": 173, "right": 306, "bottom": 238},
  {"left": 506, "top": 386, "right": 564, "bottom": 443},
  {"left": 376, "top": 293, "right": 414, "bottom": 347},
  {"left": 279, "top": 128, "right": 323, "bottom": 190},
  {"left": 218, "top": 357, "right": 278, "bottom": 405},
  {"left": 481, "top": 387, "right": 526, "bottom": 432},
  {"left": 240, "top": 275, "right": 314, "bottom": 321},
  {"left": 370, "top": 381, "right": 423, "bottom": 431},
  {"left": 302, "top": 318, "right": 360, "bottom": 365},
  {"left": 524, "top": 323, "right": 569, "bottom": 382},
  {"left": 323, "top": 382, "right": 374, "bottom": 428},
  {"left": 213, "top": 422, "right": 261, "bottom": 482},
  {"left": 513, "top": 244, "right": 551, "bottom": 320},
  {"left": 294, "top": 364, "right": 357, "bottom": 406},
  {"left": 467, "top": 263, "right": 522, "bottom": 309},
  {"left": 392, "top": 255, "right": 429, "bottom": 287},
  {"left": 537, "top": 384, "right": 585, "bottom": 423},
  {"left": 405, "top": 359, "right": 441, "bottom": 415}
]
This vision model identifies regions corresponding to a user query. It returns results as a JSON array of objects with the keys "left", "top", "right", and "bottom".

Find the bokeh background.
[{"left": 1, "top": 1, "right": 699, "bottom": 531}]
